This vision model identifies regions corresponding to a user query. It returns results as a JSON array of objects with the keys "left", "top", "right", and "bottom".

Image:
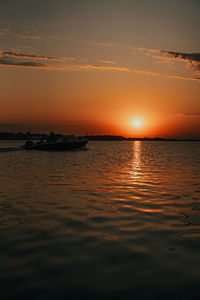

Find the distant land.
[{"left": 0, "top": 132, "right": 200, "bottom": 142}]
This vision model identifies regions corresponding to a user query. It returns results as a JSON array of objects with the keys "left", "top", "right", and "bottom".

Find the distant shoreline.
[
  {"left": 87, "top": 136, "right": 200, "bottom": 142},
  {"left": 0, "top": 132, "right": 199, "bottom": 142}
]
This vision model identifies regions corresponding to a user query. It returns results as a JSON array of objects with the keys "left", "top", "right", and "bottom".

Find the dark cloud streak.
[
  {"left": 0, "top": 58, "right": 47, "bottom": 68},
  {"left": 1, "top": 50, "right": 62, "bottom": 61},
  {"left": 161, "top": 51, "right": 200, "bottom": 72}
]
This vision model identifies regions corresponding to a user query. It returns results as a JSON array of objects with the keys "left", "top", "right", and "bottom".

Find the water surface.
[{"left": 0, "top": 141, "right": 200, "bottom": 299}]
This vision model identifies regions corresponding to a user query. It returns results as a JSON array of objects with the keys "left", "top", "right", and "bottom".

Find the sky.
[{"left": 0, "top": 0, "right": 200, "bottom": 137}]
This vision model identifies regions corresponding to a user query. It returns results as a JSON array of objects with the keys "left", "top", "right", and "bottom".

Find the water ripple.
[{"left": 0, "top": 141, "right": 200, "bottom": 299}]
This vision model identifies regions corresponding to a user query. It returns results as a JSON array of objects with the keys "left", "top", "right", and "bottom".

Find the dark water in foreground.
[{"left": 0, "top": 141, "right": 200, "bottom": 300}]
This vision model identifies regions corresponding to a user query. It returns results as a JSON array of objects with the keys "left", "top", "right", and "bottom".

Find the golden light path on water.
[
  {"left": 131, "top": 141, "right": 141, "bottom": 180},
  {"left": 128, "top": 141, "right": 163, "bottom": 213}
]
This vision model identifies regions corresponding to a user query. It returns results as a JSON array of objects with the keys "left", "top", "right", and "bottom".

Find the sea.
[{"left": 0, "top": 140, "right": 200, "bottom": 300}]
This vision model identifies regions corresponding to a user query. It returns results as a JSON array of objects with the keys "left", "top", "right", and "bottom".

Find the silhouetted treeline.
[
  {"left": 86, "top": 135, "right": 125, "bottom": 141},
  {"left": 85, "top": 135, "right": 200, "bottom": 141}
]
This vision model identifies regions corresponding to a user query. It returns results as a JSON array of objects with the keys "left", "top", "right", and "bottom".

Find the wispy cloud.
[
  {"left": 74, "top": 64, "right": 131, "bottom": 72},
  {"left": 130, "top": 69, "right": 159, "bottom": 76},
  {"left": 52, "top": 64, "right": 160, "bottom": 76},
  {"left": 177, "top": 113, "right": 200, "bottom": 117},
  {"left": 130, "top": 47, "right": 200, "bottom": 81},
  {"left": 0, "top": 55, "right": 160, "bottom": 75},
  {"left": 0, "top": 48, "right": 159, "bottom": 74},
  {"left": 0, "top": 28, "right": 11, "bottom": 37},
  {"left": 133, "top": 47, "right": 200, "bottom": 73},
  {"left": 1, "top": 57, "right": 198, "bottom": 82},
  {"left": 15, "top": 34, "right": 44, "bottom": 40},
  {"left": 0, "top": 48, "right": 199, "bottom": 82},
  {"left": 0, "top": 27, "right": 70, "bottom": 41},
  {"left": 88, "top": 42, "right": 114, "bottom": 47},
  {"left": 167, "top": 75, "right": 200, "bottom": 81},
  {"left": 0, "top": 50, "right": 77, "bottom": 62},
  {"left": 15, "top": 33, "right": 71, "bottom": 41},
  {"left": 130, "top": 47, "right": 160, "bottom": 55},
  {"left": 0, "top": 28, "right": 44, "bottom": 40},
  {"left": 100, "top": 60, "right": 116, "bottom": 65}
]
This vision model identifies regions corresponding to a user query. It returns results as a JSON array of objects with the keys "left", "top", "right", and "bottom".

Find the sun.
[{"left": 131, "top": 118, "right": 144, "bottom": 128}]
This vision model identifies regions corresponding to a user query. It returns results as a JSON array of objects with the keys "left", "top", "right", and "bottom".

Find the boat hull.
[{"left": 24, "top": 141, "right": 88, "bottom": 151}]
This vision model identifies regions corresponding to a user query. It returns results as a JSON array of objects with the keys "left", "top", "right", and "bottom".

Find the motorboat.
[{"left": 23, "top": 133, "right": 88, "bottom": 151}]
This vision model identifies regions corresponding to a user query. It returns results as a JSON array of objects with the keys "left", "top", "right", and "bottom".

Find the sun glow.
[{"left": 131, "top": 118, "right": 144, "bottom": 128}]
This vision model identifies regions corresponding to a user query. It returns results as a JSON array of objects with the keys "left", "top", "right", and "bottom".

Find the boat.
[{"left": 23, "top": 133, "right": 88, "bottom": 151}]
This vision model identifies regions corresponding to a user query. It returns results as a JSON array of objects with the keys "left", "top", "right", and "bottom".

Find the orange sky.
[{"left": 0, "top": 0, "right": 200, "bottom": 137}]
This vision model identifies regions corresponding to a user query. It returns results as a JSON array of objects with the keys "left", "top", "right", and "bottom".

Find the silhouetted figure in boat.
[
  {"left": 47, "top": 131, "right": 57, "bottom": 142},
  {"left": 49, "top": 131, "right": 55, "bottom": 137}
]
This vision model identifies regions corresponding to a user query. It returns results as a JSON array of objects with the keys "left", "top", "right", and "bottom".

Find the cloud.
[
  {"left": 167, "top": 75, "right": 200, "bottom": 81},
  {"left": 0, "top": 57, "right": 132, "bottom": 72},
  {"left": 177, "top": 113, "right": 200, "bottom": 117},
  {"left": 0, "top": 55, "right": 171, "bottom": 77},
  {"left": 130, "top": 47, "right": 160, "bottom": 55},
  {"left": 0, "top": 50, "right": 63, "bottom": 61},
  {"left": 88, "top": 42, "right": 114, "bottom": 47},
  {"left": 1, "top": 57, "right": 197, "bottom": 81},
  {"left": 184, "top": 113, "right": 200, "bottom": 116},
  {"left": 100, "top": 60, "right": 116, "bottom": 65},
  {"left": 131, "top": 47, "right": 200, "bottom": 71},
  {"left": 74, "top": 64, "right": 131, "bottom": 72},
  {"left": 0, "top": 48, "right": 160, "bottom": 75},
  {"left": 1, "top": 48, "right": 198, "bottom": 81},
  {"left": 0, "top": 58, "right": 47, "bottom": 68},
  {"left": 0, "top": 28, "right": 70, "bottom": 41},
  {"left": 55, "top": 64, "right": 160, "bottom": 76},
  {"left": 15, "top": 33, "right": 71, "bottom": 41},
  {"left": 0, "top": 50, "right": 77, "bottom": 62},
  {"left": 130, "top": 47, "right": 200, "bottom": 80},
  {"left": 161, "top": 51, "right": 200, "bottom": 72},
  {"left": 0, "top": 28, "right": 11, "bottom": 37},
  {"left": 15, "top": 34, "right": 44, "bottom": 40},
  {"left": 0, "top": 28, "right": 44, "bottom": 40},
  {"left": 57, "top": 56, "right": 77, "bottom": 61}
]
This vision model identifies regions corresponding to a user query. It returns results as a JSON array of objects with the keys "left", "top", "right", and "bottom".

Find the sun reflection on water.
[{"left": 131, "top": 141, "right": 141, "bottom": 180}]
